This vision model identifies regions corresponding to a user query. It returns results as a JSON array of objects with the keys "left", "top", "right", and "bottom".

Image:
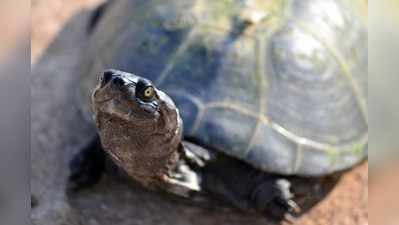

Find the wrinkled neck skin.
[{"left": 94, "top": 99, "right": 183, "bottom": 189}]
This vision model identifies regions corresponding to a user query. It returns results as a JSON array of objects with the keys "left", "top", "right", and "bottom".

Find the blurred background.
[
  {"left": 0, "top": 0, "right": 397, "bottom": 224},
  {"left": 369, "top": 0, "right": 399, "bottom": 225},
  {"left": 369, "top": 0, "right": 399, "bottom": 171},
  {"left": 0, "top": 1, "right": 29, "bottom": 225},
  {"left": 31, "top": 0, "right": 100, "bottom": 63}
]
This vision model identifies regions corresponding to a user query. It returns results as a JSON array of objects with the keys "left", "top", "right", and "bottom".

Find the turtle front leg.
[
  {"left": 161, "top": 142, "right": 211, "bottom": 198},
  {"left": 199, "top": 152, "right": 300, "bottom": 222},
  {"left": 155, "top": 141, "right": 300, "bottom": 221},
  {"left": 67, "top": 135, "right": 106, "bottom": 193}
]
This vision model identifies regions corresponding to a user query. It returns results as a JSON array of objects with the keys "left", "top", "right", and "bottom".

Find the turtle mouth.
[
  {"left": 92, "top": 94, "right": 115, "bottom": 104},
  {"left": 93, "top": 92, "right": 160, "bottom": 120},
  {"left": 136, "top": 98, "right": 159, "bottom": 114}
]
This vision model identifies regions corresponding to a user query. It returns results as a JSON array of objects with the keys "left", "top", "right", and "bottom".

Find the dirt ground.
[
  {"left": 369, "top": 164, "right": 399, "bottom": 225},
  {"left": 31, "top": 0, "right": 101, "bottom": 62},
  {"left": 31, "top": 1, "right": 368, "bottom": 225}
]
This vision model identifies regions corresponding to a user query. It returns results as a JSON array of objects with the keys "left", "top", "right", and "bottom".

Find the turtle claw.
[
  {"left": 266, "top": 197, "right": 300, "bottom": 223},
  {"left": 287, "top": 199, "right": 301, "bottom": 214},
  {"left": 277, "top": 198, "right": 301, "bottom": 214},
  {"left": 251, "top": 177, "right": 300, "bottom": 222},
  {"left": 278, "top": 199, "right": 301, "bottom": 223}
]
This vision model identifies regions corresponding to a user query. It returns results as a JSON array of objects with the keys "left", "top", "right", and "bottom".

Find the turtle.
[{"left": 68, "top": 0, "right": 368, "bottom": 221}]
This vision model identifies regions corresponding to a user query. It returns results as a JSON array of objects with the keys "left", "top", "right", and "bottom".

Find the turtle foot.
[
  {"left": 251, "top": 178, "right": 300, "bottom": 223},
  {"left": 199, "top": 151, "right": 300, "bottom": 222}
]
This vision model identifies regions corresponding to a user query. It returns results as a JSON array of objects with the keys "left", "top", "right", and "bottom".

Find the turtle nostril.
[{"left": 100, "top": 70, "right": 114, "bottom": 87}]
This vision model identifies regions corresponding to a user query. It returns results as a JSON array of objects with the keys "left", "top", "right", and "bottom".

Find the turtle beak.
[
  {"left": 93, "top": 70, "right": 124, "bottom": 104},
  {"left": 99, "top": 69, "right": 125, "bottom": 88}
]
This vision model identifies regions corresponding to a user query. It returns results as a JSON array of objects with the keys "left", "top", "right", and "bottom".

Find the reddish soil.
[{"left": 369, "top": 164, "right": 399, "bottom": 225}]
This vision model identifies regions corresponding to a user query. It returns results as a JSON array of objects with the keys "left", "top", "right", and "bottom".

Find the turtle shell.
[{"left": 80, "top": 0, "right": 368, "bottom": 176}]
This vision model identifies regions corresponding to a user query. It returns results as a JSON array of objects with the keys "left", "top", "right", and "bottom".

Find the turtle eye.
[
  {"left": 143, "top": 86, "right": 154, "bottom": 98},
  {"left": 136, "top": 78, "right": 155, "bottom": 102}
]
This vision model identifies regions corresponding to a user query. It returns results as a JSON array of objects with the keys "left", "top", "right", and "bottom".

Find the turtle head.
[
  {"left": 91, "top": 69, "right": 182, "bottom": 181},
  {"left": 92, "top": 69, "right": 174, "bottom": 121}
]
